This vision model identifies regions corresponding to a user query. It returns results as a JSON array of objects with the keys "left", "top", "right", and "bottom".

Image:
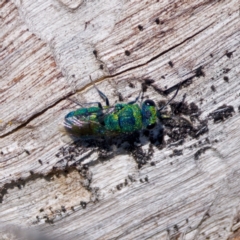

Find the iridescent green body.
[
  {"left": 63, "top": 78, "right": 180, "bottom": 140},
  {"left": 64, "top": 101, "right": 157, "bottom": 138}
]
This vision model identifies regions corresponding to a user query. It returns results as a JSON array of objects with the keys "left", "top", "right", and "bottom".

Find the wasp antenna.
[{"left": 158, "top": 83, "right": 180, "bottom": 111}]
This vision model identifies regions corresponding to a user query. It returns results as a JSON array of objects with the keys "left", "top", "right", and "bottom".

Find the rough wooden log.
[{"left": 0, "top": 0, "right": 240, "bottom": 239}]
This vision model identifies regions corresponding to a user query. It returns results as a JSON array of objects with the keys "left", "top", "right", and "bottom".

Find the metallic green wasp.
[{"left": 63, "top": 81, "right": 179, "bottom": 139}]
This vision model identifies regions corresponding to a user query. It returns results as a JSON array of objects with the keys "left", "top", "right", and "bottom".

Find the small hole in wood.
[
  {"left": 93, "top": 50, "right": 97, "bottom": 57},
  {"left": 211, "top": 85, "right": 216, "bottom": 92},
  {"left": 223, "top": 76, "right": 229, "bottom": 82},
  {"left": 125, "top": 50, "right": 131, "bottom": 56},
  {"left": 138, "top": 25, "right": 143, "bottom": 31},
  {"left": 168, "top": 61, "right": 174, "bottom": 67},
  {"left": 225, "top": 50, "right": 233, "bottom": 58}
]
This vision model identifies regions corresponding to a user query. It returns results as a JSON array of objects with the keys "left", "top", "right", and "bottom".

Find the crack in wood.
[
  {"left": 0, "top": 20, "right": 213, "bottom": 139},
  {"left": 0, "top": 91, "right": 74, "bottom": 139}
]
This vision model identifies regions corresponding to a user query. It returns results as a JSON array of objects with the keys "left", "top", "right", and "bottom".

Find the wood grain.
[{"left": 0, "top": 0, "right": 240, "bottom": 239}]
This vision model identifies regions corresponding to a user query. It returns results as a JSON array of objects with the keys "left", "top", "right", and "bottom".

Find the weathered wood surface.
[{"left": 0, "top": 0, "right": 240, "bottom": 239}]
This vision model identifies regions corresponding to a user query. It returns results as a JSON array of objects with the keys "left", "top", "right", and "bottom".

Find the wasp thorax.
[{"left": 142, "top": 100, "right": 157, "bottom": 129}]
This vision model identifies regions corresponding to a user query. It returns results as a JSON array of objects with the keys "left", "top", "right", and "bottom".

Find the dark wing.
[
  {"left": 63, "top": 110, "right": 117, "bottom": 137},
  {"left": 63, "top": 116, "right": 102, "bottom": 137},
  {"left": 61, "top": 105, "right": 121, "bottom": 141}
]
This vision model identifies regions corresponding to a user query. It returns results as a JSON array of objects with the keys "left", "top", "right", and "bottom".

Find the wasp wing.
[{"left": 63, "top": 106, "right": 117, "bottom": 135}]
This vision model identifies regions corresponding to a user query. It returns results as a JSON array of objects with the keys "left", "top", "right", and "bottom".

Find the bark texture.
[{"left": 0, "top": 0, "right": 240, "bottom": 239}]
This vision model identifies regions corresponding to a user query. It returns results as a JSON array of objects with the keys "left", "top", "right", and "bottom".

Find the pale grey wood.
[{"left": 0, "top": 0, "right": 240, "bottom": 239}]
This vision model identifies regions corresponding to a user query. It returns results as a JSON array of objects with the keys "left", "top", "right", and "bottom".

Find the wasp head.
[{"left": 142, "top": 100, "right": 157, "bottom": 129}]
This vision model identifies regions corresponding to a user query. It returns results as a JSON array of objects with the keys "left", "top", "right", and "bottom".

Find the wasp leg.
[
  {"left": 89, "top": 76, "right": 110, "bottom": 106},
  {"left": 158, "top": 83, "right": 181, "bottom": 111},
  {"left": 68, "top": 98, "right": 103, "bottom": 109},
  {"left": 83, "top": 102, "right": 103, "bottom": 109},
  {"left": 173, "top": 93, "right": 186, "bottom": 114},
  {"left": 68, "top": 98, "right": 83, "bottom": 107},
  {"left": 95, "top": 88, "right": 110, "bottom": 107},
  {"left": 128, "top": 91, "right": 142, "bottom": 104}
]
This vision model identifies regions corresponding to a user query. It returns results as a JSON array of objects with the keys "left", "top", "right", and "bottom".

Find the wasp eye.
[
  {"left": 144, "top": 99, "right": 156, "bottom": 106},
  {"left": 147, "top": 123, "right": 156, "bottom": 129}
]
